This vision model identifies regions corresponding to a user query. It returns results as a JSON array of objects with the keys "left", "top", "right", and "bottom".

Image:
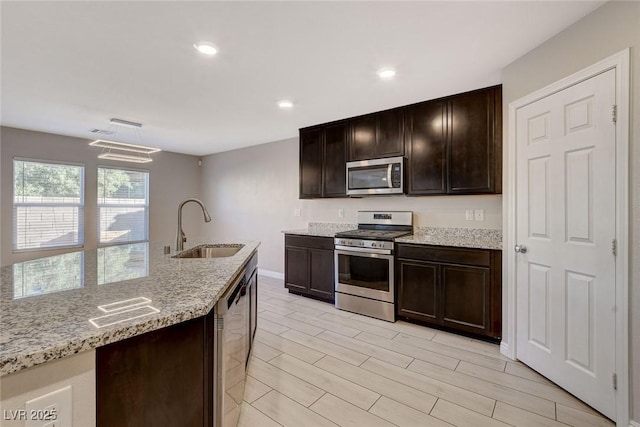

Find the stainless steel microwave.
[{"left": 346, "top": 156, "right": 405, "bottom": 196}]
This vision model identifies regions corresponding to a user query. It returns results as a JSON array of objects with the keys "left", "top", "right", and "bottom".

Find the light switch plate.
[
  {"left": 474, "top": 209, "right": 485, "bottom": 221},
  {"left": 25, "top": 386, "right": 72, "bottom": 427},
  {"left": 465, "top": 210, "right": 474, "bottom": 221},
  {"left": 338, "top": 208, "right": 344, "bottom": 218},
  {"left": 294, "top": 208, "right": 301, "bottom": 217}
]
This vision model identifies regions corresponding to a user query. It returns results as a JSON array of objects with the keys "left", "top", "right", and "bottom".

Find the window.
[
  {"left": 98, "top": 167, "right": 149, "bottom": 245},
  {"left": 13, "top": 159, "right": 84, "bottom": 251}
]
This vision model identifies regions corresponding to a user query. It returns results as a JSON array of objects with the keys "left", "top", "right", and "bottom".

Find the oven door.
[{"left": 335, "top": 248, "right": 394, "bottom": 303}]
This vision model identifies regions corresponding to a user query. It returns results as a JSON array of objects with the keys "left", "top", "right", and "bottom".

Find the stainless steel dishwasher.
[{"left": 214, "top": 270, "right": 248, "bottom": 427}]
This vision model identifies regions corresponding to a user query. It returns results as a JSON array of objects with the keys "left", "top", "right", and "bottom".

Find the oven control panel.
[{"left": 334, "top": 238, "right": 394, "bottom": 251}]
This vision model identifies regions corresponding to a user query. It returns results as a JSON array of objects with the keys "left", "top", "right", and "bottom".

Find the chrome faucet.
[{"left": 176, "top": 198, "right": 212, "bottom": 251}]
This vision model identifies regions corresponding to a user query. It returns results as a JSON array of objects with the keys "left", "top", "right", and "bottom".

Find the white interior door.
[{"left": 515, "top": 69, "right": 617, "bottom": 419}]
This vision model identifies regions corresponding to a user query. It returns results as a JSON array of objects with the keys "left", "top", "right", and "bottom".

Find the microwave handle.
[{"left": 387, "top": 164, "right": 393, "bottom": 188}]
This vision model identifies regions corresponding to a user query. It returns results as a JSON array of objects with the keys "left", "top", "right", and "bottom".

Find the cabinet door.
[
  {"left": 405, "top": 101, "right": 447, "bottom": 194},
  {"left": 397, "top": 259, "right": 439, "bottom": 325},
  {"left": 285, "top": 246, "right": 309, "bottom": 292},
  {"left": 441, "top": 264, "right": 490, "bottom": 335},
  {"left": 447, "top": 87, "right": 499, "bottom": 193},
  {"left": 97, "top": 317, "right": 205, "bottom": 426},
  {"left": 323, "top": 123, "right": 348, "bottom": 197},
  {"left": 376, "top": 108, "right": 404, "bottom": 157},
  {"left": 308, "top": 249, "right": 335, "bottom": 301},
  {"left": 299, "top": 128, "right": 323, "bottom": 198},
  {"left": 349, "top": 114, "right": 377, "bottom": 161}
]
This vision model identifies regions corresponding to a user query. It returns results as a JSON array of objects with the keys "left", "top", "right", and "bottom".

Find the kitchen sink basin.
[{"left": 173, "top": 244, "right": 244, "bottom": 259}]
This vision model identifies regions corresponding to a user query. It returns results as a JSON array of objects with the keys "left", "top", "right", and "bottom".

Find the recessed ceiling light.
[
  {"left": 193, "top": 42, "right": 218, "bottom": 56},
  {"left": 377, "top": 68, "right": 396, "bottom": 80},
  {"left": 278, "top": 100, "right": 294, "bottom": 109}
]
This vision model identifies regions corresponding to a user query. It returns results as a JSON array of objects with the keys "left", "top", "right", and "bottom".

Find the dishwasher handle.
[{"left": 227, "top": 276, "right": 247, "bottom": 310}]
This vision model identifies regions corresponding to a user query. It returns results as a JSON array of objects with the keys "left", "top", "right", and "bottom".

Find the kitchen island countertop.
[{"left": 0, "top": 240, "right": 260, "bottom": 376}]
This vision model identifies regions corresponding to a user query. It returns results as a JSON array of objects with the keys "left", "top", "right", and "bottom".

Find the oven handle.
[{"left": 335, "top": 247, "right": 393, "bottom": 258}]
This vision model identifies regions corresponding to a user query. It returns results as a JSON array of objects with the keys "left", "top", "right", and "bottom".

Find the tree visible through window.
[
  {"left": 98, "top": 167, "right": 149, "bottom": 245},
  {"left": 13, "top": 159, "right": 84, "bottom": 251}
]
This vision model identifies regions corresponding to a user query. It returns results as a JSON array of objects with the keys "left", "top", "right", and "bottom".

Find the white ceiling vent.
[{"left": 90, "top": 129, "right": 114, "bottom": 135}]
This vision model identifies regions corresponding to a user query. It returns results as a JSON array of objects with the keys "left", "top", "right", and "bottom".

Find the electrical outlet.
[
  {"left": 25, "top": 386, "right": 71, "bottom": 427},
  {"left": 465, "top": 210, "right": 474, "bottom": 221},
  {"left": 338, "top": 208, "right": 344, "bottom": 218},
  {"left": 474, "top": 209, "right": 485, "bottom": 221},
  {"left": 294, "top": 208, "right": 301, "bottom": 217}
]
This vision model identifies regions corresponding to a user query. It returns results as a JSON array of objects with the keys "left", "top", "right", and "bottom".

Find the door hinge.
[
  {"left": 613, "top": 373, "right": 618, "bottom": 390},
  {"left": 612, "top": 105, "right": 617, "bottom": 123},
  {"left": 611, "top": 238, "right": 617, "bottom": 256}
]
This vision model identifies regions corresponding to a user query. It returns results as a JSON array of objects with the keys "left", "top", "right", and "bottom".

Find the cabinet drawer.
[
  {"left": 285, "top": 235, "right": 335, "bottom": 250},
  {"left": 396, "top": 244, "right": 491, "bottom": 267}
]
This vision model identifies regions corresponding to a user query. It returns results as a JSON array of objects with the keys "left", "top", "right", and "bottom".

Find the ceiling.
[{"left": 1, "top": 1, "right": 605, "bottom": 156}]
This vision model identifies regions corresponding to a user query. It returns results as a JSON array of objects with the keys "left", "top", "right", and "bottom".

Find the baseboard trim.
[
  {"left": 629, "top": 420, "right": 640, "bottom": 427},
  {"left": 258, "top": 268, "right": 284, "bottom": 280},
  {"left": 500, "top": 342, "right": 515, "bottom": 360}
]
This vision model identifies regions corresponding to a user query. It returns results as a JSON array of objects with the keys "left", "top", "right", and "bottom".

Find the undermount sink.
[{"left": 173, "top": 244, "right": 244, "bottom": 259}]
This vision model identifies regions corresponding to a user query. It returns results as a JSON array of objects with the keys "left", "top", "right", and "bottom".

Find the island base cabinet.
[
  {"left": 97, "top": 316, "right": 208, "bottom": 427},
  {"left": 396, "top": 244, "right": 501, "bottom": 341}
]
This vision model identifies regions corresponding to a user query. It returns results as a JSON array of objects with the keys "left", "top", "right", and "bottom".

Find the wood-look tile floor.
[{"left": 239, "top": 276, "right": 614, "bottom": 427}]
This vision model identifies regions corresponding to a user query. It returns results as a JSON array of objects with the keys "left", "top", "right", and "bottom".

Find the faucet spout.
[{"left": 176, "top": 198, "right": 212, "bottom": 252}]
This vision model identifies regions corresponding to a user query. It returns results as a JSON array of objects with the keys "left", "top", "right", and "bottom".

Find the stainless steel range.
[{"left": 334, "top": 211, "right": 413, "bottom": 322}]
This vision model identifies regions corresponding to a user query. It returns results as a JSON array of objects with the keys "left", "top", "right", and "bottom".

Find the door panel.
[
  {"left": 442, "top": 264, "right": 489, "bottom": 333},
  {"left": 309, "top": 249, "right": 335, "bottom": 300},
  {"left": 376, "top": 108, "right": 404, "bottom": 157},
  {"left": 323, "top": 123, "right": 348, "bottom": 197},
  {"left": 285, "top": 247, "right": 308, "bottom": 292},
  {"left": 396, "top": 260, "right": 438, "bottom": 324},
  {"left": 515, "top": 69, "right": 616, "bottom": 419},
  {"left": 299, "top": 128, "right": 323, "bottom": 198}
]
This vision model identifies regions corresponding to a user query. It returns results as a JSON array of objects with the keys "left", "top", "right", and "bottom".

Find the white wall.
[
  {"left": 0, "top": 350, "right": 95, "bottom": 427},
  {"left": 501, "top": 1, "right": 640, "bottom": 422},
  {"left": 0, "top": 127, "right": 203, "bottom": 266},
  {"left": 199, "top": 136, "right": 502, "bottom": 274}
]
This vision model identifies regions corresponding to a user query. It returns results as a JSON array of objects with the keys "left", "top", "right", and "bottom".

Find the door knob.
[{"left": 514, "top": 245, "right": 528, "bottom": 254}]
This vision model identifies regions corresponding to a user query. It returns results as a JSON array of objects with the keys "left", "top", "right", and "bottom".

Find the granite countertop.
[
  {"left": 283, "top": 222, "right": 356, "bottom": 238},
  {"left": 284, "top": 223, "right": 502, "bottom": 250},
  {"left": 396, "top": 227, "right": 502, "bottom": 250},
  {"left": 0, "top": 240, "right": 260, "bottom": 376}
]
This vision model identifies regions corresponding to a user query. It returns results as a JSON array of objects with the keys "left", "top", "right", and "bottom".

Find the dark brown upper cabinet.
[
  {"left": 299, "top": 122, "right": 347, "bottom": 199},
  {"left": 405, "top": 100, "right": 447, "bottom": 194},
  {"left": 447, "top": 86, "right": 502, "bottom": 194},
  {"left": 406, "top": 85, "right": 502, "bottom": 195},
  {"left": 299, "top": 84, "right": 502, "bottom": 199},
  {"left": 299, "top": 127, "right": 323, "bottom": 198},
  {"left": 348, "top": 109, "right": 404, "bottom": 161}
]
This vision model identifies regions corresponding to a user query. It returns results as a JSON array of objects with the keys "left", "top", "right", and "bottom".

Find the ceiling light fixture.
[
  {"left": 89, "top": 119, "right": 161, "bottom": 163},
  {"left": 193, "top": 42, "right": 218, "bottom": 56},
  {"left": 377, "top": 68, "right": 396, "bottom": 80},
  {"left": 278, "top": 100, "right": 294, "bottom": 109},
  {"left": 98, "top": 152, "right": 154, "bottom": 164}
]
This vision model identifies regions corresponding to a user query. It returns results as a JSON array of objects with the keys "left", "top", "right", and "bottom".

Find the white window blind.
[
  {"left": 98, "top": 167, "right": 149, "bottom": 245},
  {"left": 13, "top": 159, "right": 85, "bottom": 251}
]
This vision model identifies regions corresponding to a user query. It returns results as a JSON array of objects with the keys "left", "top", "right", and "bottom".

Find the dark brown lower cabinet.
[
  {"left": 97, "top": 253, "right": 259, "bottom": 427},
  {"left": 396, "top": 244, "right": 501, "bottom": 340},
  {"left": 97, "top": 315, "right": 211, "bottom": 426},
  {"left": 285, "top": 234, "right": 335, "bottom": 302}
]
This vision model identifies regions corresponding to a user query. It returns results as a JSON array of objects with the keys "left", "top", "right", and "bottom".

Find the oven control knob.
[
  {"left": 359, "top": 242, "right": 364, "bottom": 246},
  {"left": 371, "top": 242, "right": 377, "bottom": 248}
]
